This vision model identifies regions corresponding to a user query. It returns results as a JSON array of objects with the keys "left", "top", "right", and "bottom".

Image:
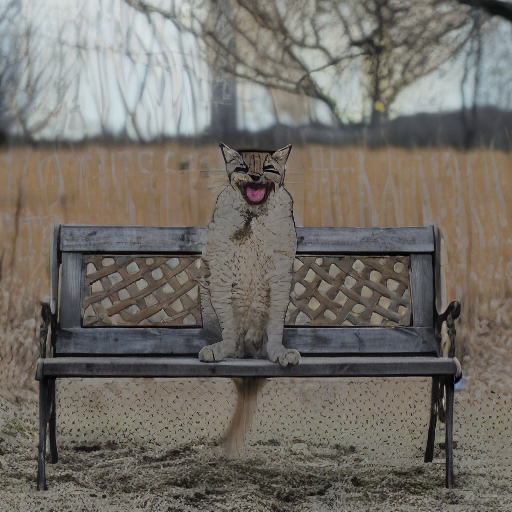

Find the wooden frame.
[
  {"left": 50, "top": 222, "right": 60, "bottom": 316},
  {"left": 55, "top": 225, "right": 438, "bottom": 356},
  {"left": 410, "top": 253, "right": 435, "bottom": 328}
]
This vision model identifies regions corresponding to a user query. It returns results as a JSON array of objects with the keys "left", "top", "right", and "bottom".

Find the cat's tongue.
[{"left": 246, "top": 185, "right": 266, "bottom": 203}]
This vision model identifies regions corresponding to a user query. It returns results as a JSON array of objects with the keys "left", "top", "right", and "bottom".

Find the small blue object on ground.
[{"left": 455, "top": 375, "right": 467, "bottom": 391}]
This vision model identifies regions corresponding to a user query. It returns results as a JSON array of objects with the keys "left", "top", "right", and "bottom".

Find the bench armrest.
[
  {"left": 437, "top": 301, "right": 461, "bottom": 357},
  {"left": 39, "top": 301, "right": 57, "bottom": 359},
  {"left": 437, "top": 300, "right": 462, "bottom": 380}
]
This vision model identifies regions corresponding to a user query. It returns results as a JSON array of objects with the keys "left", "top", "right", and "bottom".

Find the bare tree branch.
[
  {"left": 125, "top": 0, "right": 475, "bottom": 125},
  {"left": 458, "top": 0, "right": 512, "bottom": 23}
]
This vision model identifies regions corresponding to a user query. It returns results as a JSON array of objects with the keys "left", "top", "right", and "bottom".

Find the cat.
[{"left": 198, "top": 143, "right": 300, "bottom": 367}]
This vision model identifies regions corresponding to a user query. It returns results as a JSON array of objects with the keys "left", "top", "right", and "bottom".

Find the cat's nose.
[{"left": 249, "top": 174, "right": 261, "bottom": 181}]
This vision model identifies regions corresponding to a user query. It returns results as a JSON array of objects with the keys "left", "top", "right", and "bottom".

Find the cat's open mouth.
[{"left": 242, "top": 182, "right": 274, "bottom": 205}]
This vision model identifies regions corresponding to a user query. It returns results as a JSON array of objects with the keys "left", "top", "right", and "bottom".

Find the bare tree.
[
  {"left": 0, "top": 0, "right": 210, "bottom": 142},
  {"left": 0, "top": 1, "right": 79, "bottom": 141},
  {"left": 460, "top": 9, "right": 485, "bottom": 148},
  {"left": 126, "top": 0, "right": 474, "bottom": 126},
  {"left": 0, "top": 0, "right": 492, "bottom": 142},
  {"left": 457, "top": 1, "right": 512, "bottom": 148},
  {"left": 343, "top": 0, "right": 473, "bottom": 125},
  {"left": 0, "top": 0, "right": 22, "bottom": 140}
]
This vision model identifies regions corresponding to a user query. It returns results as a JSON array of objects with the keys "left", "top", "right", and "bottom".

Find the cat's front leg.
[
  {"left": 199, "top": 280, "right": 239, "bottom": 362},
  {"left": 266, "top": 270, "right": 300, "bottom": 367},
  {"left": 267, "top": 325, "right": 301, "bottom": 366}
]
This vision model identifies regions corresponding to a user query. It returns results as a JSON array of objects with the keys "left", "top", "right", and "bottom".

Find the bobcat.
[{"left": 198, "top": 143, "right": 300, "bottom": 367}]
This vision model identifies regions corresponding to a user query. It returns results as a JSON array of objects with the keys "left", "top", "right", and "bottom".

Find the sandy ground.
[{"left": 1, "top": 378, "right": 511, "bottom": 512}]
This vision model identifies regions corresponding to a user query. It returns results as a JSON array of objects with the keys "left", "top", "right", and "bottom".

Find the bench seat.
[{"left": 37, "top": 356, "right": 457, "bottom": 379}]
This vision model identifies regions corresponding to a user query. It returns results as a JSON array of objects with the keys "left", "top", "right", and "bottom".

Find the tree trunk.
[
  {"left": 211, "top": 70, "right": 237, "bottom": 140},
  {"left": 209, "top": 1, "right": 237, "bottom": 140}
]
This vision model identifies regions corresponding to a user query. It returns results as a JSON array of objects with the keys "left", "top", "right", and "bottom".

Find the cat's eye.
[
  {"left": 263, "top": 166, "right": 279, "bottom": 174},
  {"left": 233, "top": 166, "right": 248, "bottom": 173}
]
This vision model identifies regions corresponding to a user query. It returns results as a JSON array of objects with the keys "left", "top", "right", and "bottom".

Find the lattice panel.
[
  {"left": 285, "top": 256, "right": 411, "bottom": 327},
  {"left": 83, "top": 255, "right": 203, "bottom": 327},
  {"left": 82, "top": 254, "right": 411, "bottom": 328}
]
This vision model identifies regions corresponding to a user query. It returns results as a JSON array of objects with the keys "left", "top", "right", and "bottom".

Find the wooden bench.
[{"left": 36, "top": 223, "right": 461, "bottom": 490}]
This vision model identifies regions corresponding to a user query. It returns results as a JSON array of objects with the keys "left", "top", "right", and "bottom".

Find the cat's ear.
[
  {"left": 271, "top": 144, "right": 292, "bottom": 166},
  {"left": 219, "top": 143, "right": 244, "bottom": 167}
]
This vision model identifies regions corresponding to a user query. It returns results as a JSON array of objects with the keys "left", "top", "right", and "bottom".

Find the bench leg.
[
  {"left": 424, "top": 376, "right": 440, "bottom": 463},
  {"left": 48, "top": 378, "right": 58, "bottom": 464},
  {"left": 445, "top": 376, "right": 455, "bottom": 488},
  {"left": 37, "top": 378, "right": 49, "bottom": 491}
]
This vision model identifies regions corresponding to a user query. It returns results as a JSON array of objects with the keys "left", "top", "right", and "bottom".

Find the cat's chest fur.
[
  {"left": 203, "top": 186, "right": 296, "bottom": 277},
  {"left": 202, "top": 185, "right": 295, "bottom": 334}
]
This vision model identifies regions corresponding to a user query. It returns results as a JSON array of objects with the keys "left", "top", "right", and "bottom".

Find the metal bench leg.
[
  {"left": 37, "top": 378, "right": 49, "bottom": 491},
  {"left": 445, "top": 376, "right": 455, "bottom": 488},
  {"left": 424, "top": 376, "right": 440, "bottom": 463},
  {"left": 49, "top": 378, "right": 58, "bottom": 464}
]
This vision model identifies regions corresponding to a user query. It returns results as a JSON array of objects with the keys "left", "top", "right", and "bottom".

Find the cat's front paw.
[
  {"left": 269, "top": 348, "right": 301, "bottom": 367},
  {"left": 199, "top": 345, "right": 222, "bottom": 362},
  {"left": 278, "top": 349, "right": 301, "bottom": 367}
]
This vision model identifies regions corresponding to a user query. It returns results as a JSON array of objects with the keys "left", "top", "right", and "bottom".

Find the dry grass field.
[{"left": 1, "top": 142, "right": 511, "bottom": 294}]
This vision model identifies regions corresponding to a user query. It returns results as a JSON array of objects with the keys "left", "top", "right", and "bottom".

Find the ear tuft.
[
  {"left": 219, "top": 143, "right": 244, "bottom": 165},
  {"left": 271, "top": 144, "right": 292, "bottom": 165}
]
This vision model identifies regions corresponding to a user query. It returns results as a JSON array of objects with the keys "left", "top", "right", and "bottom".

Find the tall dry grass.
[{"left": 0, "top": 142, "right": 511, "bottom": 395}]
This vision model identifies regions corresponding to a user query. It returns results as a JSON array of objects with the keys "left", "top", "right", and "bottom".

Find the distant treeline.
[
  {"left": 223, "top": 107, "right": 512, "bottom": 152},
  {"left": 2, "top": 107, "right": 512, "bottom": 151}
]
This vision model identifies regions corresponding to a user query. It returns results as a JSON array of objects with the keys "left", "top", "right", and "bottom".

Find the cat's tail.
[{"left": 223, "top": 377, "right": 267, "bottom": 457}]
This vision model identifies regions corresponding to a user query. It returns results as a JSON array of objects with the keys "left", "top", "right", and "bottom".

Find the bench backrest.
[{"left": 52, "top": 225, "right": 439, "bottom": 357}]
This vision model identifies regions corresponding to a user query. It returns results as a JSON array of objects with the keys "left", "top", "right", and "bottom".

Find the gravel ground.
[{"left": 1, "top": 382, "right": 511, "bottom": 512}]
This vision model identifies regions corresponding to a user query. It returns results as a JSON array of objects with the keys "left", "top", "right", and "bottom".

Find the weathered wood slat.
[
  {"left": 59, "top": 225, "right": 435, "bottom": 254},
  {"left": 411, "top": 254, "right": 435, "bottom": 328},
  {"left": 295, "top": 226, "right": 435, "bottom": 253},
  {"left": 54, "top": 327, "right": 437, "bottom": 356},
  {"left": 55, "top": 327, "right": 212, "bottom": 355},
  {"left": 285, "top": 327, "right": 437, "bottom": 354},
  {"left": 37, "top": 356, "right": 457, "bottom": 379},
  {"left": 60, "top": 226, "right": 209, "bottom": 253},
  {"left": 59, "top": 253, "right": 83, "bottom": 329}
]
